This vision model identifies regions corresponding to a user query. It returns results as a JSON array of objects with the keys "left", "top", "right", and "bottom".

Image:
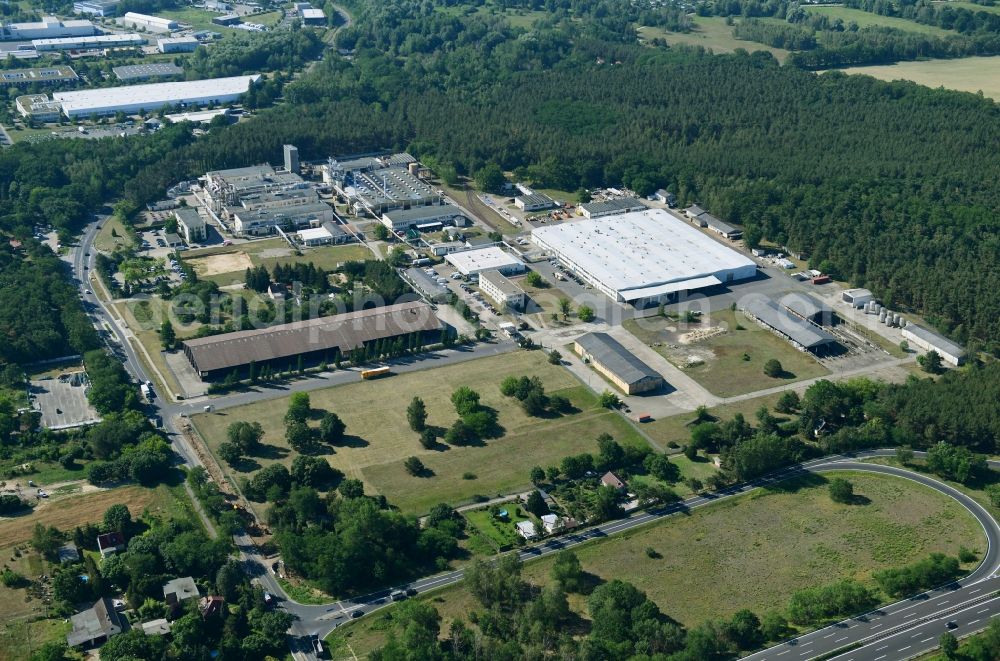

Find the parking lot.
[{"left": 30, "top": 372, "right": 102, "bottom": 430}]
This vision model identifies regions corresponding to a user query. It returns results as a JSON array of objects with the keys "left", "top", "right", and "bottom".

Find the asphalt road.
[
  {"left": 68, "top": 221, "right": 999, "bottom": 659},
  {"left": 251, "top": 452, "right": 1000, "bottom": 660}
]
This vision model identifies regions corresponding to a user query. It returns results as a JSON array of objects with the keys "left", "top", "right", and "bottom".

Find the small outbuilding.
[{"left": 573, "top": 332, "right": 664, "bottom": 395}]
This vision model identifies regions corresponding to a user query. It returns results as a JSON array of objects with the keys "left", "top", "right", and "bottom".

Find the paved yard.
[{"left": 30, "top": 372, "right": 101, "bottom": 430}]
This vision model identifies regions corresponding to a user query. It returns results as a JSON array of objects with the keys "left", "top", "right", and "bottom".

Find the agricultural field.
[
  {"left": 838, "top": 56, "right": 1000, "bottom": 101},
  {"left": 183, "top": 239, "right": 372, "bottom": 286},
  {"left": 804, "top": 5, "right": 955, "bottom": 35},
  {"left": 328, "top": 470, "right": 984, "bottom": 656},
  {"left": 192, "top": 351, "right": 649, "bottom": 515},
  {"left": 623, "top": 309, "right": 830, "bottom": 397},
  {"left": 638, "top": 17, "right": 792, "bottom": 62}
]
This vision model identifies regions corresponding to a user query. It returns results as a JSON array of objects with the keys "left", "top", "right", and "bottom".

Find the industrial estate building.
[
  {"left": 901, "top": 324, "right": 966, "bottom": 366},
  {"left": 740, "top": 295, "right": 838, "bottom": 354},
  {"left": 478, "top": 270, "right": 526, "bottom": 310},
  {"left": 174, "top": 208, "right": 206, "bottom": 243},
  {"left": 324, "top": 153, "right": 440, "bottom": 215},
  {"left": 298, "top": 3, "right": 326, "bottom": 24},
  {"left": 157, "top": 36, "right": 199, "bottom": 52},
  {"left": 780, "top": 292, "right": 835, "bottom": 326},
  {"left": 231, "top": 201, "right": 333, "bottom": 236},
  {"left": 181, "top": 301, "right": 442, "bottom": 378},
  {"left": 405, "top": 267, "right": 450, "bottom": 303},
  {"left": 0, "top": 65, "right": 77, "bottom": 86},
  {"left": 446, "top": 246, "right": 525, "bottom": 277},
  {"left": 205, "top": 164, "right": 308, "bottom": 211},
  {"left": 120, "top": 11, "right": 178, "bottom": 32},
  {"left": 579, "top": 197, "right": 645, "bottom": 219},
  {"left": 73, "top": 0, "right": 120, "bottom": 16},
  {"left": 531, "top": 209, "right": 756, "bottom": 306},
  {"left": 380, "top": 203, "right": 466, "bottom": 232},
  {"left": 683, "top": 205, "right": 742, "bottom": 240},
  {"left": 1, "top": 16, "right": 96, "bottom": 40},
  {"left": 32, "top": 32, "right": 145, "bottom": 51},
  {"left": 573, "top": 332, "right": 664, "bottom": 395},
  {"left": 52, "top": 74, "right": 259, "bottom": 117},
  {"left": 15, "top": 93, "right": 63, "bottom": 121},
  {"left": 113, "top": 62, "right": 183, "bottom": 81},
  {"left": 515, "top": 192, "right": 556, "bottom": 212},
  {"left": 842, "top": 288, "right": 874, "bottom": 308},
  {"left": 296, "top": 222, "right": 351, "bottom": 246}
]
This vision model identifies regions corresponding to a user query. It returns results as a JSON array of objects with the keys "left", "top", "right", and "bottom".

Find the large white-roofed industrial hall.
[
  {"left": 53, "top": 74, "right": 260, "bottom": 118},
  {"left": 531, "top": 208, "right": 756, "bottom": 306}
]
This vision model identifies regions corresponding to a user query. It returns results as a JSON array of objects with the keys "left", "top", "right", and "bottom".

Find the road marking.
[
  {"left": 903, "top": 612, "right": 919, "bottom": 620},
  {"left": 874, "top": 655, "right": 886, "bottom": 660},
  {"left": 970, "top": 588, "right": 982, "bottom": 594},
  {"left": 968, "top": 619, "right": 981, "bottom": 625},
  {"left": 935, "top": 599, "right": 950, "bottom": 606},
  {"left": 899, "top": 646, "right": 911, "bottom": 651},
  {"left": 870, "top": 623, "right": 882, "bottom": 629},
  {"left": 876, "top": 645, "right": 888, "bottom": 651},
  {"left": 835, "top": 636, "right": 848, "bottom": 642},
  {"left": 921, "top": 637, "right": 935, "bottom": 643},
  {"left": 776, "top": 650, "right": 788, "bottom": 656},
  {"left": 978, "top": 608, "right": 990, "bottom": 613},
  {"left": 823, "top": 633, "right": 835, "bottom": 638}
]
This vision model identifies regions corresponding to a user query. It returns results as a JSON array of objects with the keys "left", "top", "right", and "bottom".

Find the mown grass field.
[
  {"left": 193, "top": 352, "right": 649, "bottom": 515},
  {"left": 624, "top": 309, "right": 830, "bottom": 397},
  {"left": 804, "top": 5, "right": 954, "bottom": 35},
  {"left": 638, "top": 17, "right": 792, "bottom": 62},
  {"left": 93, "top": 216, "right": 133, "bottom": 253},
  {"left": 839, "top": 56, "right": 1000, "bottom": 101},
  {"left": 327, "top": 470, "right": 984, "bottom": 657}
]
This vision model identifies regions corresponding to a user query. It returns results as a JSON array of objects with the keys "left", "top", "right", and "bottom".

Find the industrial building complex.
[
  {"left": 531, "top": 209, "right": 756, "bottom": 306},
  {"left": 901, "top": 323, "right": 966, "bottom": 366},
  {"left": 1, "top": 16, "right": 96, "bottom": 40},
  {"left": 51, "top": 74, "right": 259, "bottom": 118},
  {"left": 181, "top": 301, "right": 442, "bottom": 378},
  {"left": 0, "top": 65, "right": 77, "bottom": 86},
  {"left": 573, "top": 332, "right": 665, "bottom": 394},
  {"left": 740, "top": 295, "right": 838, "bottom": 354},
  {"left": 446, "top": 246, "right": 526, "bottom": 277},
  {"left": 478, "top": 270, "right": 526, "bottom": 311},
  {"left": 380, "top": 203, "right": 466, "bottom": 232},
  {"left": 324, "top": 153, "right": 441, "bottom": 215}
]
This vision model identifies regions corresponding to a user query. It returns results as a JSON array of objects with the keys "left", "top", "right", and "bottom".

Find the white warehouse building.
[
  {"left": 531, "top": 209, "right": 757, "bottom": 306},
  {"left": 52, "top": 74, "right": 259, "bottom": 118},
  {"left": 901, "top": 324, "right": 966, "bottom": 367},
  {"left": 446, "top": 247, "right": 525, "bottom": 277},
  {"left": 1, "top": 16, "right": 96, "bottom": 40},
  {"left": 121, "top": 12, "right": 178, "bottom": 33}
]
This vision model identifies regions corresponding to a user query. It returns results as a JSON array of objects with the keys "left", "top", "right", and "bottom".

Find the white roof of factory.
[
  {"left": 531, "top": 209, "right": 755, "bottom": 297},
  {"left": 300, "top": 7, "right": 325, "bottom": 18},
  {"left": 446, "top": 247, "right": 523, "bottom": 274},
  {"left": 32, "top": 32, "right": 144, "bottom": 46},
  {"left": 53, "top": 74, "right": 259, "bottom": 114},
  {"left": 297, "top": 226, "right": 333, "bottom": 241}
]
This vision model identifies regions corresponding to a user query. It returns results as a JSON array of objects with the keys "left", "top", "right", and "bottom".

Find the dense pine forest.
[{"left": 1, "top": 0, "right": 1000, "bottom": 363}]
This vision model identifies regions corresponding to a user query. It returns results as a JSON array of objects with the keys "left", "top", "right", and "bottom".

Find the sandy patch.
[
  {"left": 187, "top": 251, "right": 253, "bottom": 276},
  {"left": 256, "top": 248, "right": 294, "bottom": 259},
  {"left": 679, "top": 327, "right": 726, "bottom": 344}
]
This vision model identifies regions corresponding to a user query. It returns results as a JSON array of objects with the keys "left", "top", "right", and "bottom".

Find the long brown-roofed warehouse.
[{"left": 182, "top": 301, "right": 442, "bottom": 378}]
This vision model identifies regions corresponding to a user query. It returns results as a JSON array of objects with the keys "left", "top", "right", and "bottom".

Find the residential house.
[
  {"left": 97, "top": 531, "right": 125, "bottom": 558},
  {"left": 601, "top": 471, "right": 626, "bottom": 490},
  {"left": 67, "top": 597, "right": 124, "bottom": 648},
  {"left": 515, "top": 520, "right": 538, "bottom": 540},
  {"left": 163, "top": 576, "right": 199, "bottom": 607}
]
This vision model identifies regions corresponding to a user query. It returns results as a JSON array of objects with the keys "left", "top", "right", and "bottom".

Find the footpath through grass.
[{"left": 328, "top": 469, "right": 985, "bottom": 656}]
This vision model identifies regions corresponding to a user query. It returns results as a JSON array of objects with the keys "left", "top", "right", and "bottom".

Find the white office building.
[
  {"left": 157, "top": 36, "right": 199, "bottom": 52},
  {"left": 478, "top": 270, "right": 526, "bottom": 311},
  {"left": 531, "top": 209, "right": 756, "bottom": 306}
]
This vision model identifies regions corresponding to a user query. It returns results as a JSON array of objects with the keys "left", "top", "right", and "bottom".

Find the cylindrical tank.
[
  {"left": 408, "top": 162, "right": 419, "bottom": 176},
  {"left": 880, "top": 310, "right": 888, "bottom": 324},
  {"left": 894, "top": 313, "right": 901, "bottom": 326}
]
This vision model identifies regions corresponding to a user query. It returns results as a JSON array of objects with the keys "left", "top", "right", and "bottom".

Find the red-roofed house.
[
  {"left": 97, "top": 532, "right": 125, "bottom": 558},
  {"left": 601, "top": 471, "right": 626, "bottom": 490}
]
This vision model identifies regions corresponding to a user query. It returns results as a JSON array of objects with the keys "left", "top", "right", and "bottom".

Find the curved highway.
[{"left": 67, "top": 220, "right": 999, "bottom": 660}]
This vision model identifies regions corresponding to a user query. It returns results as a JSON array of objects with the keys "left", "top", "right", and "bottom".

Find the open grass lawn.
[
  {"left": 838, "top": 56, "right": 1000, "bottom": 101},
  {"left": 193, "top": 351, "right": 648, "bottom": 515},
  {"left": 805, "top": 5, "right": 954, "bottom": 35},
  {"left": 623, "top": 309, "right": 830, "bottom": 397},
  {"left": 0, "top": 619, "right": 71, "bottom": 661},
  {"left": 328, "top": 470, "right": 984, "bottom": 656},
  {"left": 93, "top": 216, "right": 133, "bottom": 253},
  {"left": 643, "top": 392, "right": 785, "bottom": 447},
  {"left": 638, "top": 18, "right": 791, "bottom": 63},
  {"left": 159, "top": 7, "right": 242, "bottom": 32},
  {"left": 0, "top": 484, "right": 179, "bottom": 549},
  {"left": 935, "top": 0, "right": 1000, "bottom": 13}
]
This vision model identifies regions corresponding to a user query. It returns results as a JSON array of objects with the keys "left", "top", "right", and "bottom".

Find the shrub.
[{"left": 763, "top": 359, "right": 783, "bottom": 378}]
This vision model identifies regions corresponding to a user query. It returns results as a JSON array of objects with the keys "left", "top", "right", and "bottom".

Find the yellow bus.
[{"left": 360, "top": 366, "right": 391, "bottom": 380}]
